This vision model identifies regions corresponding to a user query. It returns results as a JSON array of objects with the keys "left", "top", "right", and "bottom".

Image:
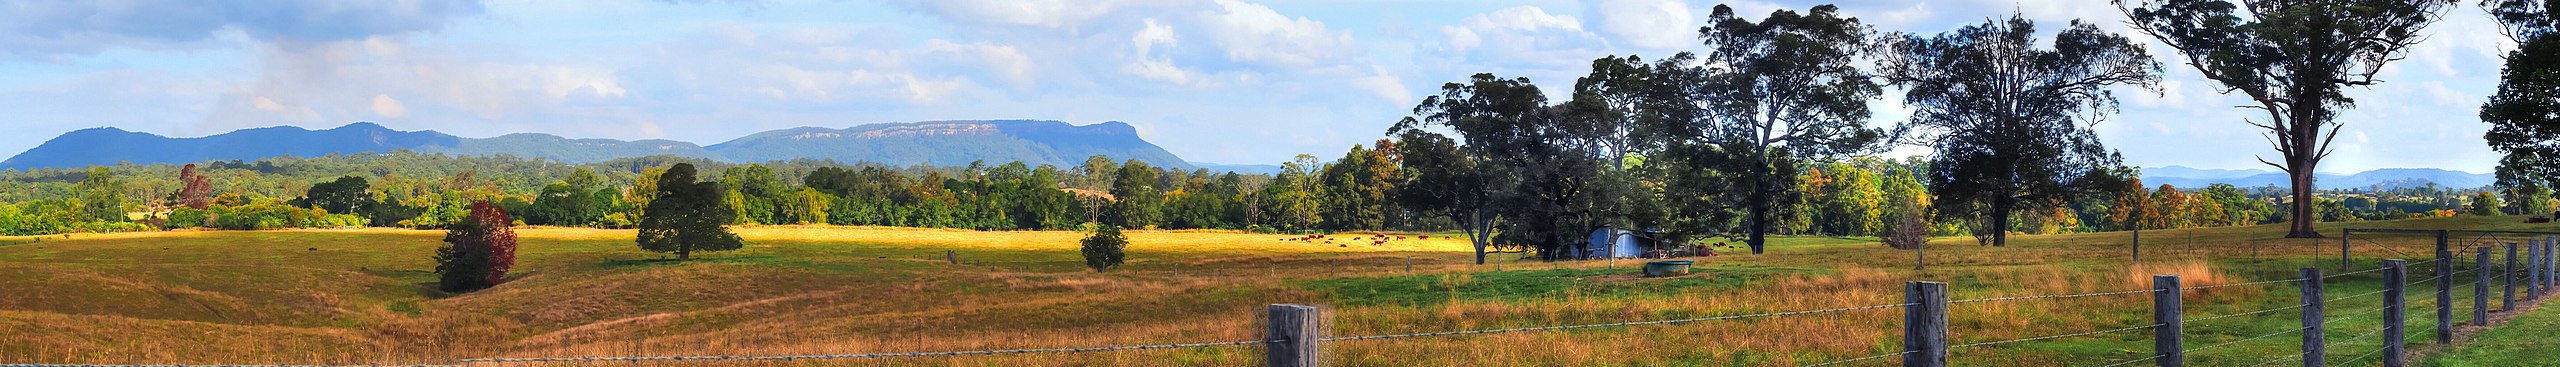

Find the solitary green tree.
[
  {"left": 1878, "top": 14, "right": 2159, "bottom": 247},
  {"left": 1682, "top": 4, "right": 1886, "bottom": 254},
  {"left": 1081, "top": 225, "right": 1127, "bottom": 272},
  {"left": 638, "top": 163, "right": 743, "bottom": 261},
  {"left": 2118, "top": 0, "right": 2457, "bottom": 238}
]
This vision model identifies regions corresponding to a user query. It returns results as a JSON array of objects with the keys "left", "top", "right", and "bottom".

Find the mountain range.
[
  {"left": 2139, "top": 165, "right": 2495, "bottom": 190},
  {"left": 0, "top": 120, "right": 1197, "bottom": 171}
]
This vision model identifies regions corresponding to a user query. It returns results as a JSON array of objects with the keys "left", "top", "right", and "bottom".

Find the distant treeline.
[{"left": 0, "top": 149, "right": 2537, "bottom": 242}]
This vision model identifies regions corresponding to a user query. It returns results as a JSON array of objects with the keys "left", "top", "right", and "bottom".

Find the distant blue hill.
[
  {"left": 2140, "top": 165, "right": 2494, "bottom": 190},
  {"left": 1, "top": 120, "right": 1197, "bottom": 171}
]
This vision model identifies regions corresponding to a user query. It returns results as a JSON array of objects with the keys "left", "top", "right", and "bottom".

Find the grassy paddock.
[{"left": 0, "top": 216, "right": 2551, "bottom": 366}]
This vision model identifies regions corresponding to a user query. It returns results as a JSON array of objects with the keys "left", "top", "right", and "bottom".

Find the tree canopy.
[
  {"left": 1879, "top": 14, "right": 2158, "bottom": 246},
  {"left": 1680, "top": 4, "right": 1885, "bottom": 254},
  {"left": 637, "top": 163, "right": 743, "bottom": 261},
  {"left": 2482, "top": 0, "right": 2560, "bottom": 189}
]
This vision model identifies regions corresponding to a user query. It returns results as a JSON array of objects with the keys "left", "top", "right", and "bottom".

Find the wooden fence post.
[
  {"left": 946, "top": 250, "right": 957, "bottom": 264},
  {"left": 2133, "top": 229, "right": 2142, "bottom": 262},
  {"left": 2300, "top": 268, "right": 2325, "bottom": 367},
  {"left": 2476, "top": 246, "right": 2490, "bottom": 326},
  {"left": 2508, "top": 242, "right": 2521, "bottom": 310},
  {"left": 2341, "top": 231, "right": 2353, "bottom": 270},
  {"left": 1904, "top": 281, "right": 1948, "bottom": 367},
  {"left": 1266, "top": 304, "right": 1319, "bottom": 367},
  {"left": 2532, "top": 242, "right": 2544, "bottom": 300},
  {"left": 2435, "top": 234, "right": 2453, "bottom": 345},
  {"left": 2383, "top": 259, "right": 2406, "bottom": 367},
  {"left": 2538, "top": 241, "right": 2549, "bottom": 298},
  {"left": 2155, "top": 274, "right": 2183, "bottom": 367}
]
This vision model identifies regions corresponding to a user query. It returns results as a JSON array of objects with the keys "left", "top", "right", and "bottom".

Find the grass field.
[{"left": 0, "top": 217, "right": 2553, "bottom": 366}]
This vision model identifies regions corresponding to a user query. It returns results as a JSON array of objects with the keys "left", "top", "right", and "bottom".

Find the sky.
[{"left": 0, "top": 0, "right": 2519, "bottom": 173}]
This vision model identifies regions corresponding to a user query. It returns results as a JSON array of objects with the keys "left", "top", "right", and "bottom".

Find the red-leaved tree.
[
  {"left": 176, "top": 164, "right": 212, "bottom": 210},
  {"left": 434, "top": 200, "right": 516, "bottom": 292}
]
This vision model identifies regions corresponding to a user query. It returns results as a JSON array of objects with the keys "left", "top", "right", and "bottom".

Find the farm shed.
[{"left": 1584, "top": 227, "right": 1654, "bottom": 259}]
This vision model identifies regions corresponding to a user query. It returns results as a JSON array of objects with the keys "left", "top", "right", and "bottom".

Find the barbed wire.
[
  {"left": 1323, "top": 302, "right": 1912, "bottom": 342},
  {"left": 2190, "top": 277, "right": 2305, "bottom": 290},
  {"left": 459, "top": 339, "right": 1268, "bottom": 363},
  {"left": 1950, "top": 289, "right": 2153, "bottom": 304},
  {"left": 2327, "top": 288, "right": 2390, "bottom": 303},
  {"left": 2324, "top": 266, "right": 2390, "bottom": 279},
  {"left": 2332, "top": 302, "right": 2391, "bottom": 321},
  {"left": 1949, "top": 323, "right": 2162, "bottom": 350},
  {"left": 2181, "top": 326, "right": 2305, "bottom": 355},
  {"left": 2188, "top": 303, "right": 2306, "bottom": 324},
  {"left": 2405, "top": 274, "right": 2445, "bottom": 287},
  {"left": 1794, "top": 350, "right": 1909, "bottom": 367}
]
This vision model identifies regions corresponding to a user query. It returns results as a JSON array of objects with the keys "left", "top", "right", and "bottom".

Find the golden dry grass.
[{"left": 0, "top": 216, "right": 2547, "bottom": 366}]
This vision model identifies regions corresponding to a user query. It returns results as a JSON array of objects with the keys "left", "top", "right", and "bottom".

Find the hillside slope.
[{"left": 2, "top": 120, "right": 1193, "bottom": 170}]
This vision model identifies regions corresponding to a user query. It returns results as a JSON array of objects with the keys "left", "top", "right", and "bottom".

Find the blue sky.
[{"left": 0, "top": 0, "right": 2517, "bottom": 173}]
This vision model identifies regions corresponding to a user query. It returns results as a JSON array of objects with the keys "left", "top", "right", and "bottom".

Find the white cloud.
[
  {"left": 1584, "top": 0, "right": 1695, "bottom": 50},
  {"left": 1442, "top": 6, "right": 1609, "bottom": 68},
  {"left": 1349, "top": 64, "right": 1410, "bottom": 106},
  {"left": 371, "top": 94, "right": 407, "bottom": 118},
  {"left": 1198, "top": 0, "right": 1354, "bottom": 67},
  {"left": 1124, "top": 18, "right": 1199, "bottom": 85},
  {"left": 877, "top": 0, "right": 1193, "bottom": 33}
]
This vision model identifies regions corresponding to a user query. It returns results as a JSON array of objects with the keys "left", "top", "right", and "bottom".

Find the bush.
[
  {"left": 433, "top": 201, "right": 517, "bottom": 292},
  {"left": 166, "top": 207, "right": 207, "bottom": 229},
  {"left": 1081, "top": 225, "right": 1127, "bottom": 272}
]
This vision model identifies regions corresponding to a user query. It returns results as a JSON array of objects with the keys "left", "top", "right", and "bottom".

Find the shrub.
[
  {"left": 166, "top": 207, "right": 207, "bottom": 229},
  {"left": 1081, "top": 225, "right": 1127, "bottom": 272},
  {"left": 433, "top": 201, "right": 517, "bottom": 292}
]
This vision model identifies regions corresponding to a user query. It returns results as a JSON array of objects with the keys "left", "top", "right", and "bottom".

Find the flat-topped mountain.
[{"left": 1, "top": 120, "right": 1194, "bottom": 170}]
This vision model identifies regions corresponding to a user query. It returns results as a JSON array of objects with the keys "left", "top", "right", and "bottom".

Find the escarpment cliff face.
[
  {"left": 5, "top": 120, "right": 1192, "bottom": 170},
  {"left": 704, "top": 120, "right": 1186, "bottom": 169}
]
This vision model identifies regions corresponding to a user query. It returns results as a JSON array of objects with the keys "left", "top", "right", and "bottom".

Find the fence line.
[
  {"left": 1947, "top": 323, "right": 2163, "bottom": 350},
  {"left": 1948, "top": 288, "right": 2153, "bottom": 304},
  {"left": 1320, "top": 302, "right": 1911, "bottom": 342}
]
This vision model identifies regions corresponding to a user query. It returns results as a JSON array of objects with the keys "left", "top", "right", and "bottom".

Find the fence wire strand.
[
  {"left": 2182, "top": 326, "right": 2305, "bottom": 355},
  {"left": 1949, "top": 323, "right": 2162, "bottom": 350},
  {"left": 1324, "top": 302, "right": 1912, "bottom": 342},
  {"left": 1950, "top": 289, "right": 2153, "bottom": 304},
  {"left": 459, "top": 339, "right": 1269, "bottom": 363},
  {"left": 2188, "top": 303, "right": 2306, "bottom": 324},
  {"left": 2325, "top": 266, "right": 2390, "bottom": 279},
  {"left": 2189, "top": 277, "right": 2304, "bottom": 290}
]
